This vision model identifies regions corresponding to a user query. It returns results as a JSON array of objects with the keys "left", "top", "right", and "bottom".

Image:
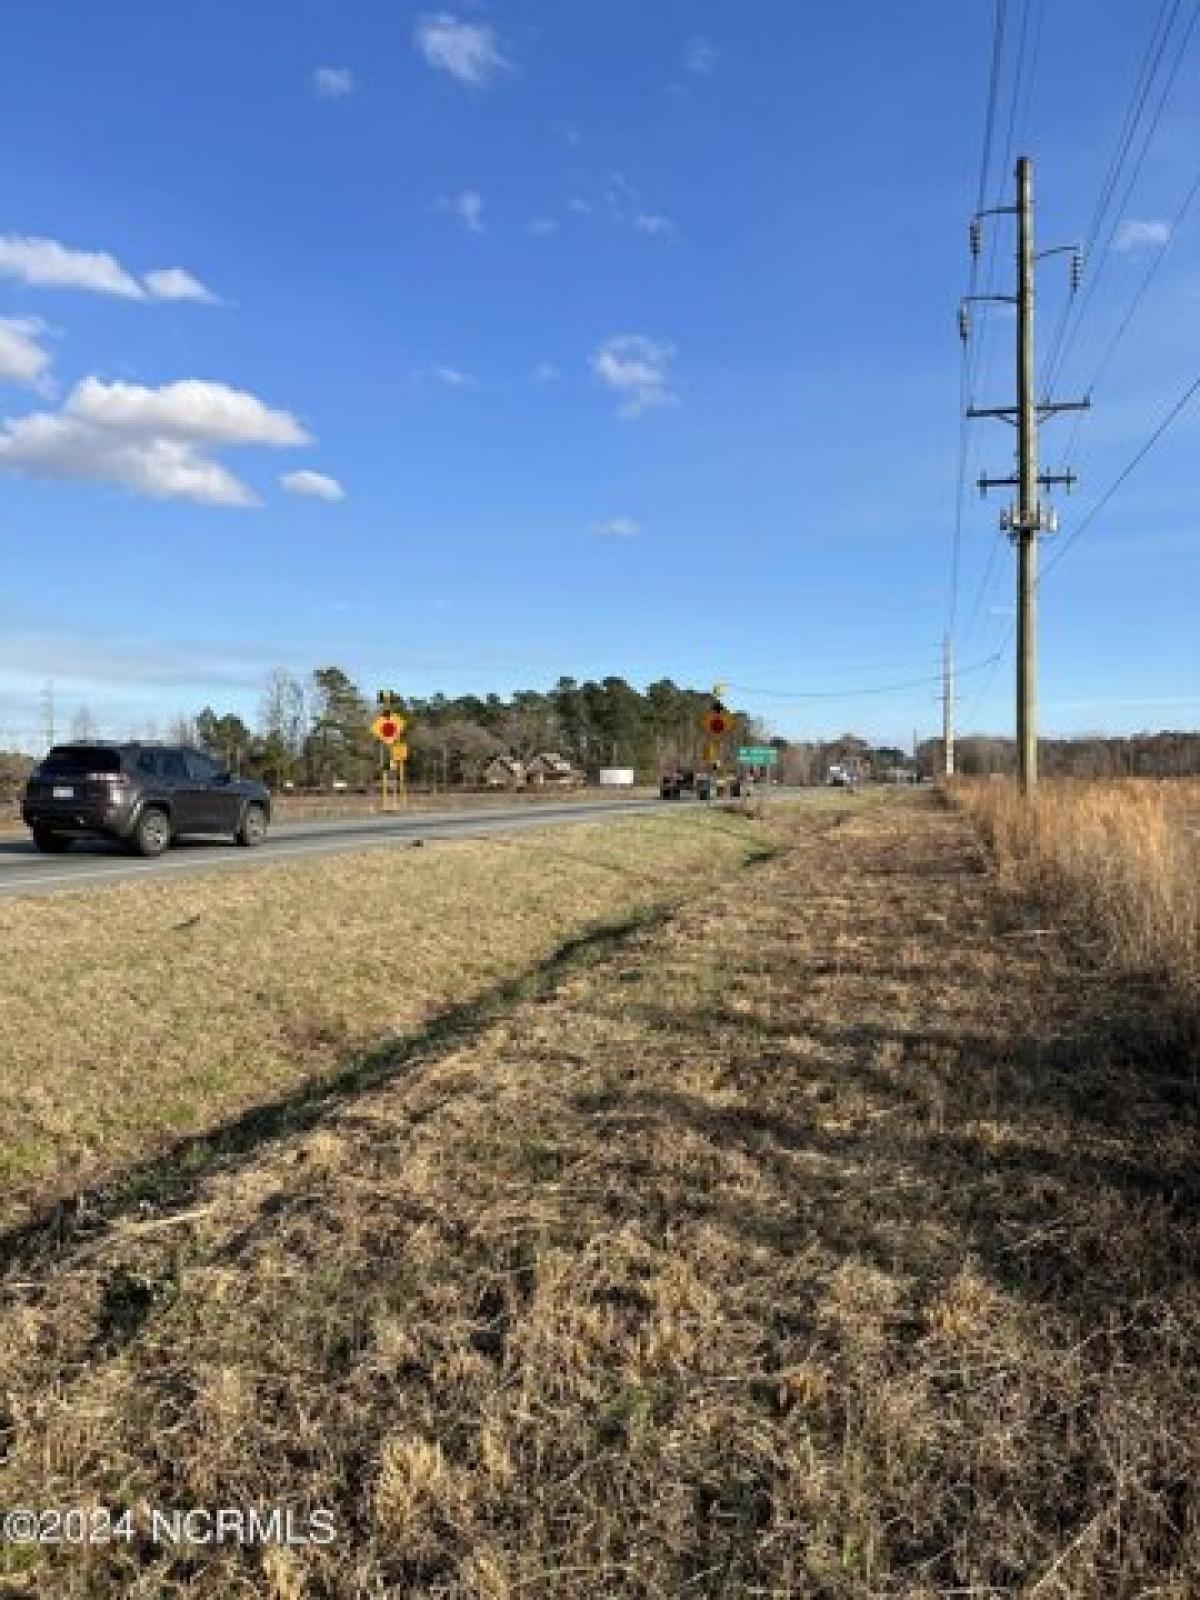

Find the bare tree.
[
  {"left": 69, "top": 706, "right": 97, "bottom": 741},
  {"left": 260, "top": 670, "right": 309, "bottom": 755}
]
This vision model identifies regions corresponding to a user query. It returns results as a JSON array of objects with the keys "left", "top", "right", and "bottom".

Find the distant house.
[
  {"left": 483, "top": 755, "right": 526, "bottom": 789},
  {"left": 526, "top": 751, "right": 578, "bottom": 787}
]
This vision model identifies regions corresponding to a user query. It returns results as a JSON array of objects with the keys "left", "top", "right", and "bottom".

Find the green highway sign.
[{"left": 737, "top": 746, "right": 778, "bottom": 766}]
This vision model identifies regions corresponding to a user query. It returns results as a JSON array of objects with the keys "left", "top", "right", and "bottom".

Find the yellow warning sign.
[{"left": 371, "top": 714, "right": 407, "bottom": 744}]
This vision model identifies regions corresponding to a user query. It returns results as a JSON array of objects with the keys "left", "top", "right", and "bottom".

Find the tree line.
[
  {"left": 91, "top": 669, "right": 772, "bottom": 790},
  {"left": 4, "top": 669, "right": 1199, "bottom": 795}
]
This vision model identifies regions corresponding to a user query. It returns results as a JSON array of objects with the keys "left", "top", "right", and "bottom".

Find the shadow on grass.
[{"left": 0, "top": 905, "right": 677, "bottom": 1278}]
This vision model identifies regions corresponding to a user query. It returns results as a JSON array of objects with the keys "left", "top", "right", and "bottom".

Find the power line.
[
  {"left": 957, "top": 623, "right": 1015, "bottom": 731},
  {"left": 1041, "top": 369, "right": 1200, "bottom": 585},
  {"left": 958, "top": 523, "right": 1008, "bottom": 650},
  {"left": 1054, "top": 151, "right": 1200, "bottom": 474},
  {"left": 1038, "top": 0, "right": 1179, "bottom": 391},
  {"left": 967, "top": 0, "right": 1041, "bottom": 418},
  {"left": 965, "top": 0, "right": 1016, "bottom": 414},
  {"left": 1042, "top": 0, "right": 1199, "bottom": 399},
  {"left": 1011, "top": 0, "right": 1046, "bottom": 151},
  {"left": 1000, "top": 0, "right": 1035, "bottom": 180},
  {"left": 724, "top": 652, "right": 1003, "bottom": 702},
  {"left": 951, "top": 0, "right": 1012, "bottom": 639}
]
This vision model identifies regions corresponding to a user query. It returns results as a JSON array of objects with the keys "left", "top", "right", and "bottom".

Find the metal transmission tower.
[{"left": 959, "top": 156, "right": 1088, "bottom": 793}]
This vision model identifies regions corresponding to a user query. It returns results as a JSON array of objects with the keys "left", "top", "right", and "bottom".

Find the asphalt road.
[{"left": 0, "top": 795, "right": 685, "bottom": 900}]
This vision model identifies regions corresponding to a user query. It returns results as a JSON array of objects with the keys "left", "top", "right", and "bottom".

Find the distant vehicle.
[
  {"left": 659, "top": 767, "right": 699, "bottom": 800},
  {"left": 21, "top": 742, "right": 271, "bottom": 857},
  {"left": 826, "top": 764, "right": 857, "bottom": 788}
]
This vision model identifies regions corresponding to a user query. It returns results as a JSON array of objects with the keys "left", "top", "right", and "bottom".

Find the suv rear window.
[{"left": 39, "top": 746, "right": 124, "bottom": 775}]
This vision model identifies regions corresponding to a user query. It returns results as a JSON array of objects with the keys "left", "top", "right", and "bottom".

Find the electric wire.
[
  {"left": 1054, "top": 151, "right": 1200, "bottom": 476},
  {"left": 1041, "top": 369, "right": 1200, "bottom": 585},
  {"left": 957, "top": 620, "right": 1016, "bottom": 731},
  {"left": 964, "top": 1, "right": 1013, "bottom": 414},
  {"left": 967, "top": 0, "right": 1036, "bottom": 414},
  {"left": 955, "top": 0, "right": 1049, "bottom": 662},
  {"left": 950, "top": 0, "right": 1010, "bottom": 640},
  {"left": 959, "top": 376, "right": 1200, "bottom": 728},
  {"left": 1042, "top": 0, "right": 1197, "bottom": 400},
  {"left": 724, "top": 652, "right": 1004, "bottom": 702},
  {"left": 951, "top": 0, "right": 1015, "bottom": 649},
  {"left": 1038, "top": 0, "right": 1179, "bottom": 393}
]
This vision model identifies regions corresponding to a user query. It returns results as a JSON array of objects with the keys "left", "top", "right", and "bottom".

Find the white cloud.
[
  {"left": 1114, "top": 218, "right": 1171, "bottom": 253},
  {"left": 591, "top": 335, "right": 679, "bottom": 419},
  {"left": 67, "top": 378, "right": 310, "bottom": 446},
  {"left": 280, "top": 468, "right": 345, "bottom": 502},
  {"left": 143, "top": 267, "right": 219, "bottom": 304},
  {"left": 0, "top": 234, "right": 146, "bottom": 298},
  {"left": 684, "top": 36, "right": 719, "bottom": 76},
  {"left": 415, "top": 14, "right": 509, "bottom": 87},
  {"left": 0, "top": 318, "right": 53, "bottom": 391},
  {"left": 633, "top": 212, "right": 677, "bottom": 238},
  {"left": 440, "top": 189, "right": 484, "bottom": 233},
  {"left": 592, "top": 516, "right": 639, "bottom": 539},
  {"left": 0, "top": 235, "right": 218, "bottom": 305},
  {"left": 534, "top": 361, "right": 561, "bottom": 384},
  {"left": 0, "top": 377, "right": 311, "bottom": 506},
  {"left": 313, "top": 66, "right": 355, "bottom": 99},
  {"left": 431, "top": 365, "right": 476, "bottom": 388},
  {"left": 528, "top": 217, "right": 559, "bottom": 237}
]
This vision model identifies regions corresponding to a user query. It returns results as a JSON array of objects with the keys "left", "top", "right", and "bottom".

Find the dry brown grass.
[
  {"left": 2, "top": 792, "right": 1198, "bottom": 1597},
  {"left": 0, "top": 808, "right": 780, "bottom": 1232},
  {"left": 952, "top": 777, "right": 1200, "bottom": 1011}
]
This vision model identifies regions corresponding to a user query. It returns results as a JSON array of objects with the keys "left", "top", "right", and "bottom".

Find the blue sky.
[{"left": 1, "top": 0, "right": 1197, "bottom": 750}]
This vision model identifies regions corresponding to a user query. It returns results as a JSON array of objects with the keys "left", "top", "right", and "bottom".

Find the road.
[{"left": 0, "top": 794, "right": 687, "bottom": 900}]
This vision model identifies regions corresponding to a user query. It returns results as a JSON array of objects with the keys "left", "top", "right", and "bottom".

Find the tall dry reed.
[{"left": 953, "top": 778, "right": 1200, "bottom": 1005}]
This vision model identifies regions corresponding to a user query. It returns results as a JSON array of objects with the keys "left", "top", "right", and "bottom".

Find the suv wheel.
[
  {"left": 132, "top": 807, "right": 171, "bottom": 858},
  {"left": 32, "top": 827, "right": 72, "bottom": 853},
  {"left": 236, "top": 803, "right": 268, "bottom": 848}
]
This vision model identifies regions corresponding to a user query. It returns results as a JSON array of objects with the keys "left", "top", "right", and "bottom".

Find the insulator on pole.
[
  {"left": 969, "top": 218, "right": 981, "bottom": 258},
  {"left": 958, "top": 304, "right": 970, "bottom": 342},
  {"left": 1070, "top": 248, "right": 1083, "bottom": 293}
]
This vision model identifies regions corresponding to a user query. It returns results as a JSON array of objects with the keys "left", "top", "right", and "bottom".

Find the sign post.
[{"left": 373, "top": 691, "right": 409, "bottom": 811}]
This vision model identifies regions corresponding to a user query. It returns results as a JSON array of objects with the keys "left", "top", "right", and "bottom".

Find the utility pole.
[
  {"left": 942, "top": 634, "right": 955, "bottom": 777},
  {"left": 961, "top": 155, "right": 1088, "bottom": 795},
  {"left": 40, "top": 680, "right": 55, "bottom": 753},
  {"left": 1015, "top": 156, "right": 1038, "bottom": 791}
]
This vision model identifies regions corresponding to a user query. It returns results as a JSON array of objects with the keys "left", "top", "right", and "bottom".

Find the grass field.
[
  {"left": 2, "top": 789, "right": 1198, "bottom": 1597},
  {"left": 0, "top": 802, "right": 807, "bottom": 1231}
]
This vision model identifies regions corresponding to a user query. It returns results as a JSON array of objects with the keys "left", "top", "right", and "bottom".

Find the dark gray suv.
[{"left": 21, "top": 742, "right": 271, "bottom": 857}]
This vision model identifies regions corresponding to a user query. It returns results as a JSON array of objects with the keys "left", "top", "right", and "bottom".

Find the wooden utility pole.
[
  {"left": 1015, "top": 157, "right": 1037, "bottom": 790},
  {"left": 964, "top": 156, "right": 1088, "bottom": 796},
  {"left": 942, "top": 634, "right": 955, "bottom": 776}
]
